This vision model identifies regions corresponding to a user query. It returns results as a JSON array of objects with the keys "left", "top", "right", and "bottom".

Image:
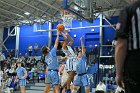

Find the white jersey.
[{"left": 63, "top": 46, "right": 77, "bottom": 71}]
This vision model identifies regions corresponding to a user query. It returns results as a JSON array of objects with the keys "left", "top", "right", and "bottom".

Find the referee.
[{"left": 115, "top": 0, "right": 140, "bottom": 93}]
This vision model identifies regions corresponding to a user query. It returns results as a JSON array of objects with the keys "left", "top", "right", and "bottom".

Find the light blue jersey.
[
  {"left": 74, "top": 55, "right": 89, "bottom": 87},
  {"left": 16, "top": 67, "right": 26, "bottom": 86},
  {"left": 45, "top": 47, "right": 60, "bottom": 86},
  {"left": 45, "top": 47, "right": 58, "bottom": 70},
  {"left": 16, "top": 67, "right": 26, "bottom": 79},
  {"left": 76, "top": 54, "right": 87, "bottom": 74}
]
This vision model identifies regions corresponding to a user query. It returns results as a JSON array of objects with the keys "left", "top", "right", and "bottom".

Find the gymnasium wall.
[
  {"left": 103, "top": 16, "right": 118, "bottom": 44},
  {"left": 3, "top": 27, "right": 16, "bottom": 53},
  {"left": 19, "top": 23, "right": 49, "bottom": 55},
  {"left": 102, "top": 16, "right": 118, "bottom": 56},
  {"left": 3, "top": 16, "right": 118, "bottom": 56},
  {"left": 52, "top": 18, "right": 100, "bottom": 48}
]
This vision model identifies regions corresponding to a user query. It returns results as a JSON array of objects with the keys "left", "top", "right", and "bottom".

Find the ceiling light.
[{"left": 24, "top": 12, "right": 30, "bottom": 15}]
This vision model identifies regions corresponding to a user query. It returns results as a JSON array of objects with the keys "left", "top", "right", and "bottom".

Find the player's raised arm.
[
  {"left": 54, "top": 31, "right": 61, "bottom": 48},
  {"left": 80, "top": 36, "right": 86, "bottom": 54},
  {"left": 61, "top": 32, "right": 68, "bottom": 49},
  {"left": 65, "top": 30, "right": 74, "bottom": 46}
]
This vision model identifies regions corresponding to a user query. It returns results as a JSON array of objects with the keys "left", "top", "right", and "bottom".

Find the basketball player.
[
  {"left": 42, "top": 31, "right": 61, "bottom": 93},
  {"left": 72, "top": 36, "right": 90, "bottom": 93},
  {"left": 16, "top": 61, "right": 27, "bottom": 93},
  {"left": 60, "top": 30, "right": 77, "bottom": 93}
]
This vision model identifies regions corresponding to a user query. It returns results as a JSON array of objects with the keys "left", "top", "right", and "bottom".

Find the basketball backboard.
[{"left": 63, "top": 0, "right": 96, "bottom": 23}]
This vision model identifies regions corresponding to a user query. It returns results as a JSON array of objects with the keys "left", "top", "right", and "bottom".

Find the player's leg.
[
  {"left": 52, "top": 71, "right": 60, "bottom": 93},
  {"left": 54, "top": 84, "right": 60, "bottom": 93},
  {"left": 44, "top": 84, "right": 51, "bottom": 93},
  {"left": 72, "top": 86, "right": 80, "bottom": 93},
  {"left": 19, "top": 79, "right": 26, "bottom": 93},
  {"left": 82, "top": 75, "right": 90, "bottom": 93},
  {"left": 21, "top": 86, "right": 26, "bottom": 93},
  {"left": 44, "top": 72, "right": 51, "bottom": 93},
  {"left": 60, "top": 82, "right": 67, "bottom": 93},
  {"left": 85, "top": 86, "right": 90, "bottom": 93},
  {"left": 60, "top": 69, "right": 68, "bottom": 93},
  {"left": 53, "top": 88, "right": 56, "bottom": 93},
  {"left": 66, "top": 71, "right": 75, "bottom": 93},
  {"left": 72, "top": 75, "right": 80, "bottom": 93}
]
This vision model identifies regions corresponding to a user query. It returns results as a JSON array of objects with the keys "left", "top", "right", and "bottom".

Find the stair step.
[
  {"left": 30, "top": 86, "right": 45, "bottom": 91},
  {"left": 26, "top": 90, "right": 53, "bottom": 93},
  {"left": 35, "top": 83, "right": 46, "bottom": 87}
]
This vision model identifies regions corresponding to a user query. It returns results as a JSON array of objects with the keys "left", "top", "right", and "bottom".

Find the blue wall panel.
[
  {"left": 3, "top": 27, "right": 16, "bottom": 50},
  {"left": 19, "top": 23, "right": 49, "bottom": 55},
  {"left": 103, "top": 16, "right": 118, "bottom": 44},
  {"left": 3, "top": 16, "right": 119, "bottom": 56},
  {"left": 82, "top": 19, "right": 100, "bottom": 26},
  {"left": 52, "top": 18, "right": 100, "bottom": 48},
  {"left": 51, "top": 18, "right": 100, "bottom": 49}
]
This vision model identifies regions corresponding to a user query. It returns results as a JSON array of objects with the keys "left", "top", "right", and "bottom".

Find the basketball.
[{"left": 57, "top": 24, "right": 65, "bottom": 32}]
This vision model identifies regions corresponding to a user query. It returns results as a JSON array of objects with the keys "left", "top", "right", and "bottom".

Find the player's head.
[
  {"left": 17, "top": 61, "right": 22, "bottom": 67},
  {"left": 41, "top": 46, "right": 50, "bottom": 56},
  {"left": 77, "top": 50, "right": 82, "bottom": 58},
  {"left": 57, "top": 41, "right": 63, "bottom": 50}
]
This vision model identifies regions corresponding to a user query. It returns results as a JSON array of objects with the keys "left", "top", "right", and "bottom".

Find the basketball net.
[{"left": 61, "top": 10, "right": 74, "bottom": 29}]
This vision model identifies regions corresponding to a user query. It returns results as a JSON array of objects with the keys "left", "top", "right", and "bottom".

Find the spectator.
[
  {"left": 26, "top": 58, "right": 31, "bottom": 69},
  {"left": 34, "top": 43, "right": 38, "bottom": 56},
  {"left": 9, "top": 67, "right": 15, "bottom": 77},
  {"left": 30, "top": 65, "right": 37, "bottom": 83},
  {"left": 112, "top": 38, "right": 117, "bottom": 47},
  {"left": 5, "top": 77, "right": 12, "bottom": 88},
  {"left": 106, "top": 39, "right": 112, "bottom": 55},
  {"left": 95, "top": 80, "right": 106, "bottom": 92},
  {"left": 0, "top": 52, "right": 5, "bottom": 69},
  {"left": 106, "top": 70, "right": 115, "bottom": 84},
  {"left": 38, "top": 71, "right": 45, "bottom": 83},
  {"left": 28, "top": 44, "right": 33, "bottom": 56},
  {"left": 0, "top": 68, "right": 3, "bottom": 93},
  {"left": 106, "top": 81, "right": 115, "bottom": 92},
  {"left": 24, "top": 53, "right": 28, "bottom": 61}
]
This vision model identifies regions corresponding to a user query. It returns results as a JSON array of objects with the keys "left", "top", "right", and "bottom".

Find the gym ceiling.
[{"left": 0, "top": 0, "right": 131, "bottom": 27}]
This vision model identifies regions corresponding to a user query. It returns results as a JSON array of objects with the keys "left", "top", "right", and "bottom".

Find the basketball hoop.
[{"left": 61, "top": 10, "right": 75, "bottom": 28}]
